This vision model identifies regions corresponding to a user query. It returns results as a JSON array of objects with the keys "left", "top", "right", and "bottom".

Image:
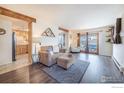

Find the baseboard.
[{"left": 99, "top": 54, "right": 111, "bottom": 57}]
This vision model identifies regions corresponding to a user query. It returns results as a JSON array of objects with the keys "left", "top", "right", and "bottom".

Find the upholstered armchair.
[
  {"left": 38, "top": 46, "right": 60, "bottom": 66},
  {"left": 39, "top": 51, "right": 58, "bottom": 66}
]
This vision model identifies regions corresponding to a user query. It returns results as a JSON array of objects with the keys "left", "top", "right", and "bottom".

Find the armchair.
[
  {"left": 38, "top": 46, "right": 59, "bottom": 66},
  {"left": 39, "top": 51, "right": 58, "bottom": 66}
]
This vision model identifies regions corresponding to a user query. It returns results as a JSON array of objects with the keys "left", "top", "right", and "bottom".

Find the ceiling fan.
[{"left": 0, "top": 28, "right": 6, "bottom": 35}]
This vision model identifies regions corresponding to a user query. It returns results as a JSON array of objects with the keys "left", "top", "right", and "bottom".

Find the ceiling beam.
[
  {"left": 58, "top": 27, "right": 69, "bottom": 32},
  {"left": 0, "top": 7, "right": 36, "bottom": 23}
]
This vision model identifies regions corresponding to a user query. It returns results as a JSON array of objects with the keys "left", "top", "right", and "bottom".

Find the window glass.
[{"left": 58, "top": 33, "right": 65, "bottom": 48}]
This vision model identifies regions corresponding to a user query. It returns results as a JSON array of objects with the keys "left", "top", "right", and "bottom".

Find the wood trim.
[
  {"left": 13, "top": 29, "right": 28, "bottom": 32},
  {"left": 0, "top": 7, "right": 36, "bottom": 23},
  {"left": 59, "top": 27, "right": 69, "bottom": 32},
  {"left": 77, "top": 33, "right": 80, "bottom": 47},
  {"left": 28, "top": 22, "right": 32, "bottom": 64}
]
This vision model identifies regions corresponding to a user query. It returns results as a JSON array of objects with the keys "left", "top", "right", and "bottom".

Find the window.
[{"left": 58, "top": 33, "right": 65, "bottom": 48}]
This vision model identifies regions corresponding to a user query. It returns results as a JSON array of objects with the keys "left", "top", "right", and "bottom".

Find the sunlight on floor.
[{"left": 0, "top": 54, "right": 30, "bottom": 75}]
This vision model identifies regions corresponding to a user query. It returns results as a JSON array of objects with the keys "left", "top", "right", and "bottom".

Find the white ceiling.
[{"left": 0, "top": 4, "right": 124, "bottom": 30}]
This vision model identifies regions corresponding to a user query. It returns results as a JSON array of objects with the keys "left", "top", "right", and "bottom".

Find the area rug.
[{"left": 43, "top": 60, "right": 90, "bottom": 83}]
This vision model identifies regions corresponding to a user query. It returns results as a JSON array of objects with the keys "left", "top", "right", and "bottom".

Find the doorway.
[{"left": 13, "top": 28, "right": 29, "bottom": 63}]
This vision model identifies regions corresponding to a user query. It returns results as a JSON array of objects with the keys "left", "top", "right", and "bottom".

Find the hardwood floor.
[
  {"left": 0, "top": 53, "right": 124, "bottom": 83},
  {"left": 79, "top": 54, "right": 124, "bottom": 83},
  {"left": 0, "top": 63, "right": 56, "bottom": 83},
  {"left": 0, "top": 54, "right": 29, "bottom": 75}
]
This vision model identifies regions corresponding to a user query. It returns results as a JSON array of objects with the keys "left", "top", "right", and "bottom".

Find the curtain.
[{"left": 115, "top": 18, "right": 122, "bottom": 44}]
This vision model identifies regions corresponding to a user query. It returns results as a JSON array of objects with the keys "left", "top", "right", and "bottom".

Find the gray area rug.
[{"left": 43, "top": 60, "right": 90, "bottom": 83}]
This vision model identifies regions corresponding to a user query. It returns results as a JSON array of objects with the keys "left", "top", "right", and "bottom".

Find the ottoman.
[{"left": 57, "top": 56, "right": 73, "bottom": 70}]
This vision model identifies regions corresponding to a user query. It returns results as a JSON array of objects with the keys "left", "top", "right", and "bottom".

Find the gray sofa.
[{"left": 70, "top": 47, "right": 80, "bottom": 53}]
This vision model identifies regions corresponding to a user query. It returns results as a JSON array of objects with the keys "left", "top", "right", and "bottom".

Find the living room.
[{"left": 0, "top": 4, "right": 124, "bottom": 83}]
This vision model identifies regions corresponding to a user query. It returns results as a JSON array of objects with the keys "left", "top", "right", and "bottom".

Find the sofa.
[{"left": 70, "top": 47, "right": 80, "bottom": 53}]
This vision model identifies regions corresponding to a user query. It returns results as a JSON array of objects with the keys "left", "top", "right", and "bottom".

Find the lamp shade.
[{"left": 32, "top": 37, "right": 41, "bottom": 43}]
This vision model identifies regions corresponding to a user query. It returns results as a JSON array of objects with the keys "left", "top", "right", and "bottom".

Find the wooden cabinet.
[
  {"left": 16, "top": 45, "right": 28, "bottom": 55},
  {"left": 13, "top": 29, "right": 29, "bottom": 55}
]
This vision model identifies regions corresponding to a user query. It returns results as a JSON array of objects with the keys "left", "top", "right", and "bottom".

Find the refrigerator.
[{"left": 12, "top": 32, "right": 16, "bottom": 61}]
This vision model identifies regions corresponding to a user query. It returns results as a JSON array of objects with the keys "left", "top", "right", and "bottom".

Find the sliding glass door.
[
  {"left": 80, "top": 33, "right": 87, "bottom": 53},
  {"left": 88, "top": 33, "right": 98, "bottom": 54},
  {"left": 80, "top": 32, "right": 99, "bottom": 54}
]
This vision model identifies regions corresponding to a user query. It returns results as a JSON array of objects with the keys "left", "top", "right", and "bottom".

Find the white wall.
[
  {"left": 0, "top": 18, "right": 12, "bottom": 66},
  {"left": 32, "top": 18, "right": 60, "bottom": 45},
  {"left": 99, "top": 31, "right": 112, "bottom": 56},
  {"left": 113, "top": 44, "right": 124, "bottom": 66},
  {"left": 65, "top": 32, "right": 69, "bottom": 49},
  {"left": 32, "top": 22, "right": 69, "bottom": 50},
  {"left": 40, "top": 26, "right": 60, "bottom": 46},
  {"left": 99, "top": 31, "right": 106, "bottom": 55}
]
